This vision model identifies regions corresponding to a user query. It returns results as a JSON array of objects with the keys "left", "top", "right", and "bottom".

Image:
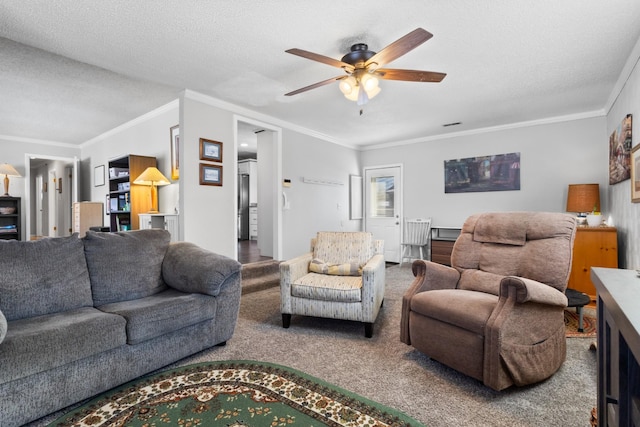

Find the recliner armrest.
[
  {"left": 400, "top": 260, "right": 460, "bottom": 345},
  {"left": 500, "top": 276, "right": 568, "bottom": 307},
  {"left": 411, "top": 260, "right": 460, "bottom": 293}
]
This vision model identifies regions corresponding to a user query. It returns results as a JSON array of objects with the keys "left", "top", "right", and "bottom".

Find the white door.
[{"left": 364, "top": 165, "right": 402, "bottom": 263}]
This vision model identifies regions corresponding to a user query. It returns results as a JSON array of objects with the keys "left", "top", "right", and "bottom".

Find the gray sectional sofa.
[{"left": 0, "top": 229, "right": 242, "bottom": 427}]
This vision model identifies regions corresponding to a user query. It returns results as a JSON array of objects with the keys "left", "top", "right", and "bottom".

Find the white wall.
[
  {"left": 361, "top": 116, "right": 607, "bottom": 228},
  {"left": 180, "top": 93, "right": 237, "bottom": 257},
  {"left": 281, "top": 129, "right": 361, "bottom": 259},
  {"left": 256, "top": 130, "right": 275, "bottom": 257},
  {"left": 606, "top": 41, "right": 640, "bottom": 269}
]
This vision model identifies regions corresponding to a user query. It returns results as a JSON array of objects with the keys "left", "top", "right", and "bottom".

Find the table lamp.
[
  {"left": 0, "top": 163, "right": 21, "bottom": 197},
  {"left": 133, "top": 167, "right": 170, "bottom": 213},
  {"left": 566, "top": 183, "right": 600, "bottom": 224}
]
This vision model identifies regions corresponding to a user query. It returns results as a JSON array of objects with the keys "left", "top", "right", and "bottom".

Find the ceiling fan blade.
[
  {"left": 377, "top": 68, "right": 446, "bottom": 82},
  {"left": 286, "top": 48, "right": 355, "bottom": 72},
  {"left": 365, "top": 28, "right": 433, "bottom": 68},
  {"left": 285, "top": 75, "right": 347, "bottom": 96}
]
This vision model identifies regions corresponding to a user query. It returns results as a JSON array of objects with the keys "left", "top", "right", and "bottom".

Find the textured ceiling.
[{"left": 1, "top": 0, "right": 639, "bottom": 148}]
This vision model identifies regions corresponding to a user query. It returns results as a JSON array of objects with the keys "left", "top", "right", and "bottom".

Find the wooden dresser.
[{"left": 568, "top": 226, "right": 618, "bottom": 302}]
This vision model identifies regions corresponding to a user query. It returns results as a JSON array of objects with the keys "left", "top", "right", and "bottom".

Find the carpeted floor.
[{"left": 29, "top": 265, "right": 597, "bottom": 427}]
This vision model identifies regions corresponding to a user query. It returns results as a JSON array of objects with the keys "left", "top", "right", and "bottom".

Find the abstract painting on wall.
[
  {"left": 444, "top": 152, "right": 520, "bottom": 194},
  {"left": 609, "top": 113, "right": 632, "bottom": 185}
]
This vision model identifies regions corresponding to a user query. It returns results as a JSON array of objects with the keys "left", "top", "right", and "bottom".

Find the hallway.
[{"left": 237, "top": 239, "right": 271, "bottom": 264}]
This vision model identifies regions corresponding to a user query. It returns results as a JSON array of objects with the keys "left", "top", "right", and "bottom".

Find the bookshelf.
[
  {"left": 108, "top": 155, "right": 156, "bottom": 231},
  {"left": 0, "top": 197, "right": 21, "bottom": 240}
]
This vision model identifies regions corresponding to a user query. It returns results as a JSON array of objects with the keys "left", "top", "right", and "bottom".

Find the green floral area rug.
[{"left": 49, "top": 360, "right": 424, "bottom": 427}]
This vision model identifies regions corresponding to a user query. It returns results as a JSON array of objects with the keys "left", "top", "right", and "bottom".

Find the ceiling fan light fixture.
[
  {"left": 339, "top": 76, "right": 357, "bottom": 96},
  {"left": 361, "top": 73, "right": 378, "bottom": 91},
  {"left": 365, "top": 84, "right": 381, "bottom": 99}
]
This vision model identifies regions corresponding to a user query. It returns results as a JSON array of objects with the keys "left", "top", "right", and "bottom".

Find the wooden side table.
[{"left": 567, "top": 226, "right": 618, "bottom": 303}]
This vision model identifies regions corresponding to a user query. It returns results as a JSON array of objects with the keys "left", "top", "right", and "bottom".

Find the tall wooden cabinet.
[
  {"left": 108, "top": 155, "right": 156, "bottom": 231},
  {"left": 568, "top": 226, "right": 618, "bottom": 302},
  {"left": 73, "top": 202, "right": 104, "bottom": 237},
  {"left": 0, "top": 197, "right": 21, "bottom": 240}
]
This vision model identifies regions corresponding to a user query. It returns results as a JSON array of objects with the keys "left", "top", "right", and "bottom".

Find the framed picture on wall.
[
  {"left": 199, "top": 163, "right": 223, "bottom": 186},
  {"left": 170, "top": 125, "right": 179, "bottom": 180},
  {"left": 94, "top": 165, "right": 105, "bottom": 187},
  {"left": 199, "top": 138, "right": 223, "bottom": 162},
  {"left": 631, "top": 144, "right": 640, "bottom": 202},
  {"left": 609, "top": 113, "right": 632, "bottom": 185}
]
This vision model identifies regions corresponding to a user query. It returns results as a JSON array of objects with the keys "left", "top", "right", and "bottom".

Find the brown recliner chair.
[{"left": 401, "top": 212, "right": 577, "bottom": 391}]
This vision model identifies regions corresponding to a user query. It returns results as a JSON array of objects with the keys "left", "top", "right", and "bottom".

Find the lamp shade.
[
  {"left": 0, "top": 163, "right": 21, "bottom": 197},
  {"left": 133, "top": 167, "right": 170, "bottom": 186},
  {"left": 133, "top": 167, "right": 170, "bottom": 214},
  {"left": 566, "top": 184, "right": 600, "bottom": 213},
  {"left": 0, "top": 163, "right": 20, "bottom": 177}
]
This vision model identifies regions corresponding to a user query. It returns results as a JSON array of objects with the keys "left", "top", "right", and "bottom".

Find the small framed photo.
[
  {"left": 199, "top": 138, "right": 223, "bottom": 162},
  {"left": 170, "top": 125, "right": 180, "bottom": 180},
  {"left": 631, "top": 144, "right": 640, "bottom": 202},
  {"left": 94, "top": 165, "right": 105, "bottom": 187},
  {"left": 200, "top": 163, "right": 223, "bottom": 186}
]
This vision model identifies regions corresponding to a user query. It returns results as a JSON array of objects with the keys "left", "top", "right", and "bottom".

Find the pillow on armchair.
[{"left": 309, "top": 258, "right": 363, "bottom": 276}]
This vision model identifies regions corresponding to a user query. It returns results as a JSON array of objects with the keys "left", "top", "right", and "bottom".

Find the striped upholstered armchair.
[{"left": 280, "top": 231, "right": 385, "bottom": 338}]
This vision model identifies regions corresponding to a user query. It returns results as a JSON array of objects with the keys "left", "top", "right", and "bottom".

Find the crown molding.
[
  {"left": 182, "top": 89, "right": 355, "bottom": 150},
  {"left": 605, "top": 33, "right": 640, "bottom": 114},
  {"left": 80, "top": 99, "right": 180, "bottom": 148},
  {"left": 360, "top": 110, "right": 606, "bottom": 151},
  {"left": 0, "top": 134, "right": 78, "bottom": 149}
]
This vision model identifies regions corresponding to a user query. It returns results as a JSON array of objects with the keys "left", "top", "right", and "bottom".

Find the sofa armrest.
[
  {"left": 280, "top": 252, "right": 313, "bottom": 284},
  {"left": 162, "top": 242, "right": 242, "bottom": 297},
  {"left": 500, "top": 276, "right": 568, "bottom": 307},
  {"left": 400, "top": 260, "right": 460, "bottom": 344},
  {"left": 0, "top": 309, "right": 6, "bottom": 344},
  {"left": 361, "top": 254, "right": 386, "bottom": 322},
  {"left": 279, "top": 252, "right": 313, "bottom": 314}
]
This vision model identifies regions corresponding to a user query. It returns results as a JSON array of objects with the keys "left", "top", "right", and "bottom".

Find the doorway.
[
  {"left": 235, "top": 118, "right": 282, "bottom": 263},
  {"left": 24, "top": 154, "right": 78, "bottom": 240},
  {"left": 364, "top": 165, "right": 403, "bottom": 263}
]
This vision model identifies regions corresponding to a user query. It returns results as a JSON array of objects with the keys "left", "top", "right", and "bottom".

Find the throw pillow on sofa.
[
  {"left": 0, "top": 234, "right": 93, "bottom": 321},
  {"left": 83, "top": 229, "right": 171, "bottom": 306}
]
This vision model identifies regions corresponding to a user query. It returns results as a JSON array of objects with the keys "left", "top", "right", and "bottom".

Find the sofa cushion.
[
  {"left": 410, "top": 289, "right": 498, "bottom": 335},
  {"left": 83, "top": 229, "right": 171, "bottom": 306},
  {"left": 0, "top": 307, "right": 126, "bottom": 384},
  {"left": 0, "top": 234, "right": 93, "bottom": 321},
  {"left": 292, "top": 273, "right": 362, "bottom": 303},
  {"left": 97, "top": 289, "right": 216, "bottom": 344}
]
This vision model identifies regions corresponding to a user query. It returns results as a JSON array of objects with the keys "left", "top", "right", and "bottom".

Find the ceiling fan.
[{"left": 284, "top": 28, "right": 446, "bottom": 113}]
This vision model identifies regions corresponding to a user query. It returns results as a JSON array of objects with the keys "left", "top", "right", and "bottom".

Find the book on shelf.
[{"left": 0, "top": 225, "right": 17, "bottom": 233}]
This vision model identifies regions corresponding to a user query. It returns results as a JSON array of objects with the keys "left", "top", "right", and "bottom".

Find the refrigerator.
[{"left": 238, "top": 174, "right": 250, "bottom": 240}]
